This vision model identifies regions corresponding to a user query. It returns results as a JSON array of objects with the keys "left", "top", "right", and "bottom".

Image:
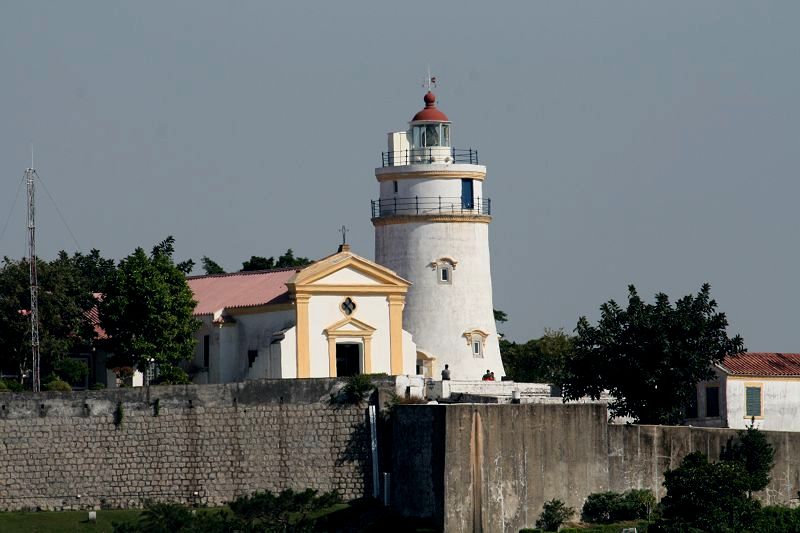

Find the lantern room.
[{"left": 384, "top": 91, "right": 478, "bottom": 167}]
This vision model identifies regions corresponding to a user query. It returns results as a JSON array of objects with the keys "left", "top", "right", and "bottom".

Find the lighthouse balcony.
[
  {"left": 381, "top": 147, "right": 479, "bottom": 167},
  {"left": 371, "top": 196, "right": 491, "bottom": 218}
]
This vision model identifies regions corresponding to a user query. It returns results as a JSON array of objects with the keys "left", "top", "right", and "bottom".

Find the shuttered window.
[{"left": 745, "top": 386, "right": 762, "bottom": 417}]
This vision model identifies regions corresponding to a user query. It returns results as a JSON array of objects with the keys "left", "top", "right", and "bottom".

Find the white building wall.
[
  {"left": 193, "top": 309, "right": 294, "bottom": 384},
  {"left": 233, "top": 310, "right": 294, "bottom": 381},
  {"left": 379, "top": 176, "right": 484, "bottom": 205},
  {"left": 375, "top": 220, "right": 502, "bottom": 380},
  {"left": 725, "top": 377, "right": 800, "bottom": 431},
  {"left": 402, "top": 330, "right": 417, "bottom": 375},
  {"left": 307, "top": 295, "right": 392, "bottom": 377},
  {"left": 277, "top": 327, "right": 297, "bottom": 379}
]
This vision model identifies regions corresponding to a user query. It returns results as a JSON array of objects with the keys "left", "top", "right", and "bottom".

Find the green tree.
[
  {"left": 201, "top": 256, "right": 225, "bottom": 275},
  {"left": 241, "top": 249, "right": 312, "bottom": 272},
  {"left": 0, "top": 254, "right": 97, "bottom": 382},
  {"left": 493, "top": 309, "right": 508, "bottom": 323},
  {"left": 70, "top": 249, "right": 117, "bottom": 293},
  {"left": 659, "top": 452, "right": 759, "bottom": 532},
  {"left": 241, "top": 255, "right": 275, "bottom": 271},
  {"left": 720, "top": 422, "right": 775, "bottom": 497},
  {"left": 501, "top": 328, "right": 572, "bottom": 383},
  {"left": 275, "top": 249, "right": 311, "bottom": 268},
  {"left": 561, "top": 284, "right": 745, "bottom": 424},
  {"left": 99, "top": 237, "right": 199, "bottom": 372}
]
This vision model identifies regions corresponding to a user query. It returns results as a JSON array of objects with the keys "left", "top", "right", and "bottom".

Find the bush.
[
  {"left": 2, "top": 379, "right": 23, "bottom": 392},
  {"left": 519, "top": 529, "right": 543, "bottom": 533},
  {"left": 341, "top": 374, "right": 374, "bottom": 404},
  {"left": 582, "top": 492, "right": 624, "bottom": 523},
  {"left": 752, "top": 505, "right": 800, "bottom": 533},
  {"left": 53, "top": 358, "right": 89, "bottom": 384},
  {"left": 151, "top": 365, "right": 190, "bottom": 385},
  {"left": 536, "top": 499, "right": 574, "bottom": 531},
  {"left": 0, "top": 380, "right": 8, "bottom": 393},
  {"left": 90, "top": 383, "right": 106, "bottom": 390},
  {"left": 619, "top": 489, "right": 657, "bottom": 521},
  {"left": 581, "top": 489, "right": 656, "bottom": 523},
  {"left": 43, "top": 379, "right": 72, "bottom": 392},
  {"left": 139, "top": 502, "right": 193, "bottom": 531}
]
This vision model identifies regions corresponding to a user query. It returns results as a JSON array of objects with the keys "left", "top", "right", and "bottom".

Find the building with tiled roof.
[
  {"left": 185, "top": 246, "right": 418, "bottom": 384},
  {"left": 687, "top": 352, "right": 800, "bottom": 432}
]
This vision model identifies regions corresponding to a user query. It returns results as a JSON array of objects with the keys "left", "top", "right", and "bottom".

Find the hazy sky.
[{"left": 1, "top": 2, "right": 799, "bottom": 348}]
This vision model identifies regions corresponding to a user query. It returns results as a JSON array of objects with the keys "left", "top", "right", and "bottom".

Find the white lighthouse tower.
[{"left": 372, "top": 88, "right": 505, "bottom": 380}]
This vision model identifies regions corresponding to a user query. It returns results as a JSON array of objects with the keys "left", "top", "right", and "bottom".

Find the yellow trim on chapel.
[
  {"left": 294, "top": 294, "right": 311, "bottom": 378},
  {"left": 388, "top": 294, "right": 405, "bottom": 375},
  {"left": 287, "top": 248, "right": 411, "bottom": 378}
]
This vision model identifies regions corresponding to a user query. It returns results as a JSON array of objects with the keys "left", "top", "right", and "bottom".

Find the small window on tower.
[
  {"left": 438, "top": 265, "right": 452, "bottom": 284},
  {"left": 472, "top": 340, "right": 483, "bottom": 357},
  {"left": 464, "top": 330, "right": 488, "bottom": 358},
  {"left": 393, "top": 180, "right": 398, "bottom": 194}
]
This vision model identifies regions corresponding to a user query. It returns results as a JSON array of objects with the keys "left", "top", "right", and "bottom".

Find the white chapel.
[{"left": 187, "top": 245, "right": 418, "bottom": 383}]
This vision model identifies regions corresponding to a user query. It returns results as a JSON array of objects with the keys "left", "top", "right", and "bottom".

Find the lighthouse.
[{"left": 372, "top": 89, "right": 505, "bottom": 380}]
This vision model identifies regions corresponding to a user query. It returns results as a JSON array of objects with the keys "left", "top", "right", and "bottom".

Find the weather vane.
[
  {"left": 339, "top": 225, "right": 348, "bottom": 245},
  {"left": 423, "top": 66, "right": 437, "bottom": 91}
]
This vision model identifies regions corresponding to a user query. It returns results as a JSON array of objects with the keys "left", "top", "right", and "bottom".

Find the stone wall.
[
  {"left": 391, "top": 403, "right": 800, "bottom": 533},
  {"left": 0, "top": 379, "right": 371, "bottom": 511}
]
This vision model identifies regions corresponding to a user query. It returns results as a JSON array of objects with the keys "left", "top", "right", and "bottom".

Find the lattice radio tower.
[{"left": 25, "top": 161, "right": 41, "bottom": 392}]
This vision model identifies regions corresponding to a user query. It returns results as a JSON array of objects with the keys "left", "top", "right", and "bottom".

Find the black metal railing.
[
  {"left": 381, "top": 148, "right": 479, "bottom": 167},
  {"left": 371, "top": 196, "right": 491, "bottom": 218}
]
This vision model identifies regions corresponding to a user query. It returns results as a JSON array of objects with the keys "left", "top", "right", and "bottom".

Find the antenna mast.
[{"left": 25, "top": 163, "right": 41, "bottom": 392}]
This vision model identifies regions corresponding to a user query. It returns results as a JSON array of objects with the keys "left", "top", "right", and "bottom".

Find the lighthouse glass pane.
[
  {"left": 412, "top": 126, "right": 426, "bottom": 148},
  {"left": 442, "top": 124, "right": 450, "bottom": 146},
  {"left": 425, "top": 124, "right": 440, "bottom": 146}
]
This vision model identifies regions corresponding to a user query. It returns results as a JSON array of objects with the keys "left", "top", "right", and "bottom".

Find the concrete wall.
[
  {"left": 0, "top": 379, "right": 371, "bottom": 511},
  {"left": 392, "top": 403, "right": 800, "bottom": 533},
  {"left": 608, "top": 424, "right": 800, "bottom": 503}
]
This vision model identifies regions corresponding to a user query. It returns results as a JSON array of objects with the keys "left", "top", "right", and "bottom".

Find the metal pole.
[
  {"left": 26, "top": 168, "right": 41, "bottom": 393},
  {"left": 369, "top": 405, "right": 380, "bottom": 499}
]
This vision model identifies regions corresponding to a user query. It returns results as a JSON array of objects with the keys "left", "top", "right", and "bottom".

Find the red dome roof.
[{"left": 412, "top": 91, "right": 450, "bottom": 122}]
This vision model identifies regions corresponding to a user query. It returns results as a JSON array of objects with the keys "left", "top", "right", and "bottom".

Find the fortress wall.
[
  {"left": 391, "top": 403, "right": 800, "bottom": 533},
  {"left": 0, "top": 379, "right": 371, "bottom": 511}
]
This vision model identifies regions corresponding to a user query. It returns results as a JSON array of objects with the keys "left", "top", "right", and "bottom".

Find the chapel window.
[{"left": 341, "top": 297, "right": 357, "bottom": 316}]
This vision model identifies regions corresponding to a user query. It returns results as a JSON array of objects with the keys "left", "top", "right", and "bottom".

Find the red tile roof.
[
  {"left": 85, "top": 305, "right": 108, "bottom": 340},
  {"left": 187, "top": 268, "right": 300, "bottom": 316},
  {"left": 719, "top": 352, "right": 800, "bottom": 377}
]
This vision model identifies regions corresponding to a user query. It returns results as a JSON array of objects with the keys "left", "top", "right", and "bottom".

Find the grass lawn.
[
  {"left": 0, "top": 509, "right": 141, "bottom": 533},
  {"left": 0, "top": 499, "right": 442, "bottom": 533}
]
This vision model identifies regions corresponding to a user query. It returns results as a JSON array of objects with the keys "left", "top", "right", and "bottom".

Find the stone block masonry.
[{"left": 0, "top": 379, "right": 371, "bottom": 511}]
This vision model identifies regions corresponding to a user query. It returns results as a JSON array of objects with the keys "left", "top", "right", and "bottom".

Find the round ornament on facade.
[{"left": 340, "top": 297, "right": 357, "bottom": 316}]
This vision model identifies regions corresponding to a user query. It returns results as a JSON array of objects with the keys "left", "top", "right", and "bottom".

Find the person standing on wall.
[{"left": 441, "top": 364, "right": 451, "bottom": 381}]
